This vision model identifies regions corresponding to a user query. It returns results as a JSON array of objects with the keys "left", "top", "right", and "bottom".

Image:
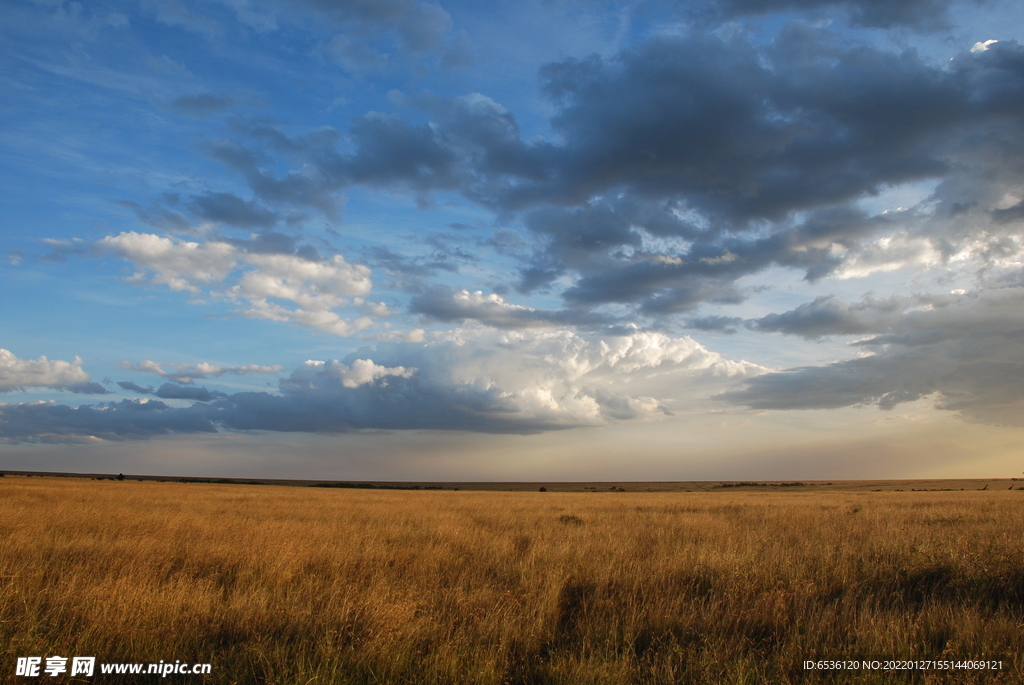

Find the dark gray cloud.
[
  {"left": 68, "top": 382, "right": 109, "bottom": 395},
  {"left": 187, "top": 192, "right": 278, "bottom": 228},
  {"left": 720, "top": 341, "right": 1024, "bottom": 424},
  {"left": 200, "top": 93, "right": 551, "bottom": 216},
  {"left": 116, "top": 381, "right": 226, "bottom": 401},
  {"left": 721, "top": 287, "right": 1024, "bottom": 425},
  {"left": 0, "top": 399, "right": 217, "bottom": 443},
  {"left": 516, "top": 32, "right": 1022, "bottom": 312},
  {"left": 153, "top": 383, "right": 226, "bottom": 401},
  {"left": 528, "top": 33, "right": 956, "bottom": 220},
  {"left": 213, "top": 376, "right": 536, "bottom": 434},
  {"left": 720, "top": 354, "right": 940, "bottom": 410},
  {"left": 115, "top": 200, "right": 193, "bottom": 233},
  {"left": 750, "top": 294, "right": 906, "bottom": 339},
  {"left": 118, "top": 381, "right": 154, "bottom": 394},
  {"left": 551, "top": 207, "right": 876, "bottom": 312},
  {"left": 203, "top": 137, "right": 344, "bottom": 218},
  {"left": 344, "top": 112, "right": 463, "bottom": 195}
]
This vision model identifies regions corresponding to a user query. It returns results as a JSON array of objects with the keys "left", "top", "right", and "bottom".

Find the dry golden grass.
[{"left": 1, "top": 476, "right": 1022, "bottom": 684}]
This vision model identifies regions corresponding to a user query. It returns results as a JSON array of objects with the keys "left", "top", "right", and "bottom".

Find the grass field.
[{"left": 1, "top": 475, "right": 1022, "bottom": 684}]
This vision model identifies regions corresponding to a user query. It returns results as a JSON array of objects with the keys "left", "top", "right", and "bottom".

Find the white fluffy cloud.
[
  {"left": 0, "top": 349, "right": 95, "bottom": 393},
  {"left": 286, "top": 359, "right": 415, "bottom": 389},
  {"left": 346, "top": 327, "right": 766, "bottom": 427},
  {"left": 100, "top": 232, "right": 236, "bottom": 293},
  {"left": 240, "top": 300, "right": 373, "bottom": 337},
  {"left": 99, "top": 231, "right": 373, "bottom": 335},
  {"left": 231, "top": 252, "right": 371, "bottom": 309}
]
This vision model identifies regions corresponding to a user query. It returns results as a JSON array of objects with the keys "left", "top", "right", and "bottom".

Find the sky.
[{"left": 2, "top": 0, "right": 1024, "bottom": 481}]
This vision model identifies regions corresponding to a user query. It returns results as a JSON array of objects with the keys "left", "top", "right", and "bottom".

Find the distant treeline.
[
  {"left": 712, "top": 482, "right": 808, "bottom": 488},
  {"left": 91, "top": 477, "right": 268, "bottom": 485},
  {"left": 310, "top": 482, "right": 446, "bottom": 490}
]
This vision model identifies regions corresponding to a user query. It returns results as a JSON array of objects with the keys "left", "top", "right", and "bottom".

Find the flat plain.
[{"left": 1, "top": 475, "right": 1022, "bottom": 684}]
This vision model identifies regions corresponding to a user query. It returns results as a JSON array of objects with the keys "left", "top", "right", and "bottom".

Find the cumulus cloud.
[
  {"left": 231, "top": 252, "right": 371, "bottom": 309},
  {"left": 241, "top": 328, "right": 761, "bottom": 431},
  {"left": 284, "top": 358, "right": 415, "bottom": 389},
  {"left": 100, "top": 232, "right": 237, "bottom": 293},
  {"left": 99, "top": 231, "right": 374, "bottom": 335},
  {"left": 0, "top": 349, "right": 105, "bottom": 394},
  {"left": 1, "top": 330, "right": 763, "bottom": 442}
]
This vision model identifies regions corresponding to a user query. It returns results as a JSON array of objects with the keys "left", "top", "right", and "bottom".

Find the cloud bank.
[
  {"left": 1, "top": 330, "right": 761, "bottom": 442},
  {"left": 723, "top": 286, "right": 1024, "bottom": 425}
]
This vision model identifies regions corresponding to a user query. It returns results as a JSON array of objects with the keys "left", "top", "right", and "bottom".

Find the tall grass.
[{"left": 1, "top": 477, "right": 1021, "bottom": 683}]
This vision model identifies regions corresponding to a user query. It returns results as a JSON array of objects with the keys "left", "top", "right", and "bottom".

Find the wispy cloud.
[{"left": 118, "top": 360, "right": 283, "bottom": 384}]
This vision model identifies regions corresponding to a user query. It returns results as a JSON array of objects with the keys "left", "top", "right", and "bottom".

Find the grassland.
[{"left": 1, "top": 476, "right": 1022, "bottom": 684}]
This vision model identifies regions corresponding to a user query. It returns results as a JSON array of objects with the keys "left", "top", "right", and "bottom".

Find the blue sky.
[{"left": 2, "top": 0, "right": 1024, "bottom": 480}]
